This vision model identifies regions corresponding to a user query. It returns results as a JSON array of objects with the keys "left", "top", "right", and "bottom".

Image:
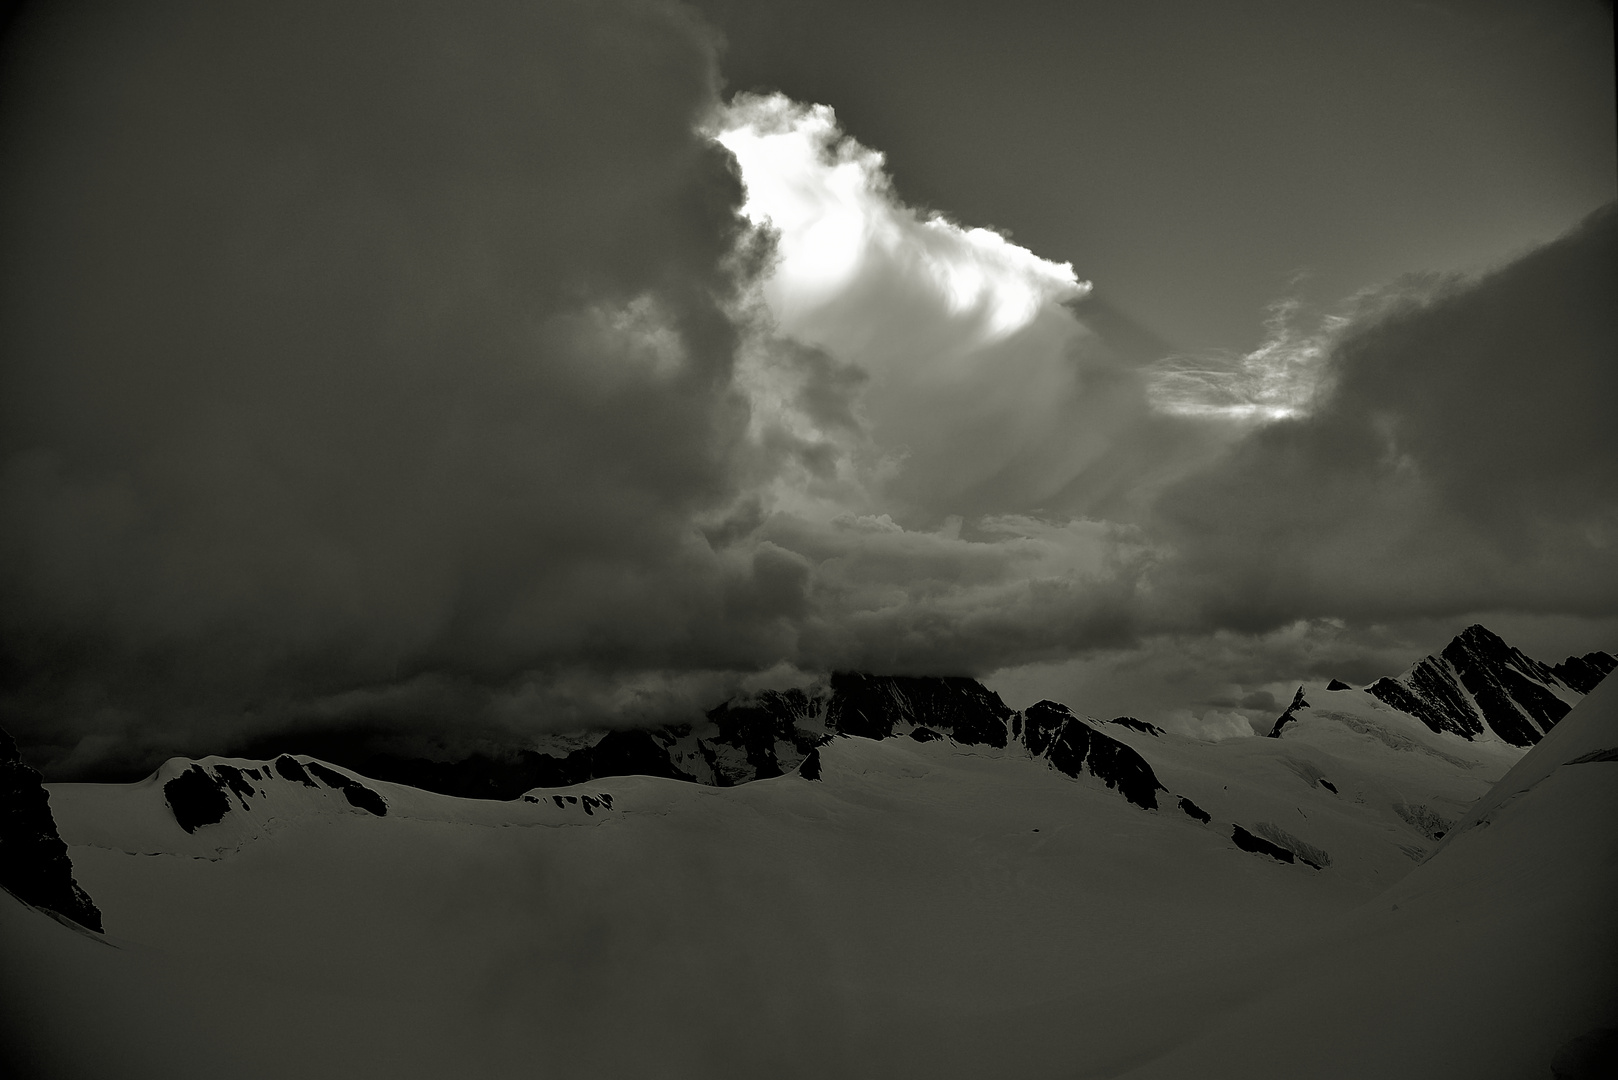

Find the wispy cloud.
[{"left": 1147, "top": 298, "right": 1343, "bottom": 420}]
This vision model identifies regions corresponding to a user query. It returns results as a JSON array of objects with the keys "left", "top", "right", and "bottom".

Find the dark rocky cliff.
[{"left": 0, "top": 726, "right": 102, "bottom": 932}]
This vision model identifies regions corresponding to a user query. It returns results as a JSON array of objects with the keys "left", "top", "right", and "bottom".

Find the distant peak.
[{"left": 1369, "top": 623, "right": 1608, "bottom": 747}]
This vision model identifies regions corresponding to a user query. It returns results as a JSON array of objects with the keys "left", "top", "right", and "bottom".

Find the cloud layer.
[
  {"left": 1154, "top": 205, "right": 1618, "bottom": 631},
  {"left": 0, "top": 2, "right": 1612, "bottom": 775},
  {"left": 0, "top": 0, "right": 769, "bottom": 770}
]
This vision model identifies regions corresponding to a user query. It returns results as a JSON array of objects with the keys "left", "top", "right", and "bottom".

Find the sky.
[{"left": 0, "top": 0, "right": 1613, "bottom": 778}]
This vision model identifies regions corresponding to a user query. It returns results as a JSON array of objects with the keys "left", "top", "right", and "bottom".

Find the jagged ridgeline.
[
  {"left": 321, "top": 673, "right": 1167, "bottom": 808},
  {"left": 1267, "top": 625, "right": 1615, "bottom": 746},
  {"left": 1363, "top": 625, "right": 1615, "bottom": 747}
]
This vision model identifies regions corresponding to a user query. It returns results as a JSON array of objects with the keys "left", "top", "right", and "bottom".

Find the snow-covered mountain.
[
  {"left": 2, "top": 625, "right": 1613, "bottom": 1079},
  {"left": 1124, "top": 665, "right": 1618, "bottom": 1080},
  {"left": 332, "top": 672, "right": 1173, "bottom": 804},
  {"left": 1265, "top": 623, "right": 1614, "bottom": 747}
]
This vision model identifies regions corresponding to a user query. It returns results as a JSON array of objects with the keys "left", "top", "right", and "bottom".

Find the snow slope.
[
  {"left": 3, "top": 670, "right": 1569, "bottom": 1080},
  {"left": 1121, "top": 673, "right": 1618, "bottom": 1080}
]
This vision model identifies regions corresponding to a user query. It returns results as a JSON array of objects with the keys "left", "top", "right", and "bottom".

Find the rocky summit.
[{"left": 1366, "top": 624, "right": 1614, "bottom": 746}]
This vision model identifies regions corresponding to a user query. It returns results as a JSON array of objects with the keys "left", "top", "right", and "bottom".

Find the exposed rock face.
[
  {"left": 1231, "top": 824, "right": 1298, "bottom": 866},
  {"left": 1393, "top": 802, "right": 1453, "bottom": 842},
  {"left": 1553, "top": 652, "right": 1618, "bottom": 695},
  {"left": 1368, "top": 625, "right": 1613, "bottom": 747},
  {"left": 1266, "top": 686, "right": 1310, "bottom": 738},
  {"left": 1250, "top": 822, "right": 1329, "bottom": 869},
  {"left": 1106, "top": 716, "right": 1164, "bottom": 737},
  {"left": 0, "top": 726, "right": 103, "bottom": 932},
  {"left": 164, "top": 765, "right": 233, "bottom": 832},
  {"left": 1020, "top": 701, "right": 1162, "bottom": 810},
  {"left": 521, "top": 792, "right": 613, "bottom": 815},
  {"left": 164, "top": 758, "right": 387, "bottom": 833},
  {"left": 703, "top": 688, "right": 829, "bottom": 783},
  {"left": 305, "top": 762, "right": 388, "bottom": 816},
  {"left": 1326, "top": 678, "right": 1352, "bottom": 691},
  {"left": 825, "top": 673, "right": 1010, "bottom": 747}
]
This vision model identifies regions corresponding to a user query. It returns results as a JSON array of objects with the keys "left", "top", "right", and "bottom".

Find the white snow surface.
[{"left": 2, "top": 687, "right": 1612, "bottom": 1079}]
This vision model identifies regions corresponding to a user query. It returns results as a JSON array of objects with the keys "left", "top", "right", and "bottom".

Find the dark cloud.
[
  {"left": 0, "top": 0, "right": 783, "bottom": 773},
  {"left": 1154, "top": 203, "right": 1618, "bottom": 631}
]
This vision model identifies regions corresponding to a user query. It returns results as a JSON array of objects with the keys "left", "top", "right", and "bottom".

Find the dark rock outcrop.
[
  {"left": 1326, "top": 678, "right": 1352, "bottom": 691},
  {"left": 1551, "top": 652, "right": 1617, "bottom": 695},
  {"left": 1368, "top": 625, "right": 1610, "bottom": 747},
  {"left": 705, "top": 689, "right": 826, "bottom": 784},
  {"left": 213, "top": 764, "right": 258, "bottom": 804},
  {"left": 274, "top": 754, "right": 320, "bottom": 787},
  {"left": 1250, "top": 822, "right": 1329, "bottom": 869},
  {"left": 1, "top": 726, "right": 103, "bottom": 932},
  {"left": 1020, "top": 701, "right": 1163, "bottom": 810},
  {"left": 164, "top": 765, "right": 232, "bottom": 832},
  {"left": 1266, "top": 687, "right": 1310, "bottom": 738},
  {"left": 164, "top": 758, "right": 386, "bottom": 832},
  {"left": 521, "top": 791, "right": 613, "bottom": 813},
  {"left": 826, "top": 673, "right": 1010, "bottom": 747},
  {"left": 1442, "top": 625, "right": 1568, "bottom": 745},
  {"left": 1368, "top": 666, "right": 1482, "bottom": 740},
  {"left": 1178, "top": 796, "right": 1211, "bottom": 824},
  {"left": 1106, "top": 716, "right": 1163, "bottom": 737},
  {"left": 1231, "top": 824, "right": 1294, "bottom": 865},
  {"left": 304, "top": 762, "right": 387, "bottom": 816}
]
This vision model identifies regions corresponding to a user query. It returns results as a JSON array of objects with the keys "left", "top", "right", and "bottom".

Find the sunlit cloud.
[
  {"left": 711, "top": 93, "right": 1089, "bottom": 351},
  {"left": 1146, "top": 298, "right": 1343, "bottom": 421},
  {"left": 710, "top": 93, "right": 1139, "bottom": 523}
]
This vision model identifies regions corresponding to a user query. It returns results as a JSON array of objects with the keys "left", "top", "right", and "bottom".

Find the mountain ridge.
[
  {"left": 1361, "top": 624, "right": 1611, "bottom": 747},
  {"left": 261, "top": 625, "right": 1612, "bottom": 802}
]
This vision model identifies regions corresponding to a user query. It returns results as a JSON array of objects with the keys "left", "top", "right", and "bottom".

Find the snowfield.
[{"left": 3, "top": 679, "right": 1614, "bottom": 1079}]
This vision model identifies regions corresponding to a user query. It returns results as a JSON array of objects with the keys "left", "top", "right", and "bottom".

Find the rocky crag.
[
  {"left": 0, "top": 725, "right": 102, "bottom": 932},
  {"left": 1362, "top": 625, "right": 1614, "bottom": 747}
]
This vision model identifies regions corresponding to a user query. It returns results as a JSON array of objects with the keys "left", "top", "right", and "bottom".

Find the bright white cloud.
[
  {"left": 712, "top": 94, "right": 1088, "bottom": 346},
  {"left": 710, "top": 93, "right": 1138, "bottom": 524}
]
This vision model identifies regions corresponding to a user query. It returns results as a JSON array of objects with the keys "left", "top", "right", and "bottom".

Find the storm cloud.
[
  {"left": 0, "top": 0, "right": 774, "bottom": 771},
  {"left": 1154, "top": 204, "right": 1618, "bottom": 631},
  {"left": 0, "top": 2, "right": 1612, "bottom": 776}
]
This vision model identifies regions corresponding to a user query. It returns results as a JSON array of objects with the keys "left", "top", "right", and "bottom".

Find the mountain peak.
[{"left": 1368, "top": 625, "right": 1607, "bottom": 747}]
